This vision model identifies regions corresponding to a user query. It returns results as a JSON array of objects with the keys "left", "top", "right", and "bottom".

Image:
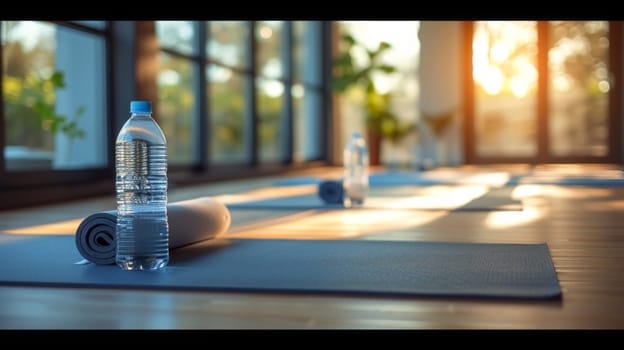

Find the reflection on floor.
[{"left": 1, "top": 164, "right": 623, "bottom": 243}]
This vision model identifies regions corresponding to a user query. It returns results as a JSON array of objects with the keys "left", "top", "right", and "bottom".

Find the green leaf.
[
  {"left": 341, "top": 34, "right": 356, "bottom": 46},
  {"left": 379, "top": 41, "right": 391, "bottom": 51},
  {"left": 75, "top": 105, "right": 86, "bottom": 117},
  {"left": 331, "top": 77, "right": 354, "bottom": 92},
  {"left": 52, "top": 115, "right": 65, "bottom": 125},
  {"left": 377, "top": 64, "right": 397, "bottom": 74},
  {"left": 49, "top": 122, "right": 58, "bottom": 134},
  {"left": 50, "top": 71, "right": 65, "bottom": 89},
  {"left": 333, "top": 53, "right": 353, "bottom": 68},
  {"left": 32, "top": 101, "right": 54, "bottom": 120}
]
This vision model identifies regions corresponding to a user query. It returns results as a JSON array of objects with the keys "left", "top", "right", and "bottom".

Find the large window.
[
  {"left": 156, "top": 21, "right": 199, "bottom": 166},
  {"left": 256, "top": 21, "right": 285, "bottom": 163},
  {"left": 467, "top": 21, "right": 621, "bottom": 163},
  {"left": 155, "top": 21, "right": 325, "bottom": 167},
  {"left": 0, "top": 21, "right": 327, "bottom": 209},
  {"left": 2, "top": 21, "right": 108, "bottom": 171},
  {"left": 208, "top": 21, "right": 250, "bottom": 164}
]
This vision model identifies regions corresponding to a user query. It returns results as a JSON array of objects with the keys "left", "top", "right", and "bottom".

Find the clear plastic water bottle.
[
  {"left": 343, "top": 132, "right": 369, "bottom": 207},
  {"left": 115, "top": 100, "right": 169, "bottom": 271}
]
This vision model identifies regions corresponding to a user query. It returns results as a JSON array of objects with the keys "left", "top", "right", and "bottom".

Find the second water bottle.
[{"left": 343, "top": 132, "right": 369, "bottom": 207}]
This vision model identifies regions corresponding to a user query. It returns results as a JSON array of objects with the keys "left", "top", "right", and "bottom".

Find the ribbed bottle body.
[{"left": 115, "top": 107, "right": 169, "bottom": 271}]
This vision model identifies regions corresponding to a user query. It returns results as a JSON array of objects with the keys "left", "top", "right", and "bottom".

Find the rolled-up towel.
[
  {"left": 318, "top": 180, "right": 344, "bottom": 205},
  {"left": 75, "top": 197, "right": 231, "bottom": 265}
]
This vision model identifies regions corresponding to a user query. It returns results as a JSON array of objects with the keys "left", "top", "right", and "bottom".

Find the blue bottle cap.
[{"left": 130, "top": 100, "right": 152, "bottom": 113}]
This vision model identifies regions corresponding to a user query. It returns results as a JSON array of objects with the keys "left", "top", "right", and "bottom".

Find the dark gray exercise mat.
[
  {"left": 275, "top": 172, "right": 624, "bottom": 187},
  {"left": 226, "top": 193, "right": 522, "bottom": 211},
  {"left": 0, "top": 234, "right": 560, "bottom": 300}
]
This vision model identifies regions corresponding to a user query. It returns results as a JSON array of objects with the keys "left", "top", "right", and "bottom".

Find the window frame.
[
  {"left": 0, "top": 20, "right": 115, "bottom": 209},
  {"left": 0, "top": 20, "right": 332, "bottom": 210},
  {"left": 154, "top": 20, "right": 329, "bottom": 172},
  {"left": 463, "top": 20, "right": 623, "bottom": 164}
]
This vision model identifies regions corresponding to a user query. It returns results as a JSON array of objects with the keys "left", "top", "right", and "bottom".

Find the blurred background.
[{"left": 1, "top": 20, "right": 621, "bottom": 208}]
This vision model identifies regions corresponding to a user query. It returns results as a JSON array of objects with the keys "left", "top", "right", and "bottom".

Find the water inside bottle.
[
  {"left": 343, "top": 180, "right": 367, "bottom": 207},
  {"left": 115, "top": 140, "right": 169, "bottom": 271}
]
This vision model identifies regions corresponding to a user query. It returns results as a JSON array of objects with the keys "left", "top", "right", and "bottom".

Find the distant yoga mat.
[
  {"left": 369, "top": 171, "right": 447, "bottom": 186},
  {"left": 273, "top": 177, "right": 324, "bottom": 186},
  {"left": 276, "top": 172, "right": 624, "bottom": 188},
  {"left": 506, "top": 176, "right": 624, "bottom": 187},
  {"left": 75, "top": 197, "right": 231, "bottom": 265},
  {"left": 0, "top": 235, "right": 561, "bottom": 300},
  {"left": 273, "top": 173, "right": 444, "bottom": 187},
  {"left": 226, "top": 192, "right": 522, "bottom": 211}
]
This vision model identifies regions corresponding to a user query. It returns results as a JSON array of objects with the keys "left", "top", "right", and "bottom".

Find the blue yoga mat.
[
  {"left": 276, "top": 172, "right": 624, "bottom": 188},
  {"left": 369, "top": 172, "right": 447, "bottom": 186},
  {"left": 273, "top": 177, "right": 324, "bottom": 186},
  {"left": 505, "top": 176, "right": 624, "bottom": 187},
  {"left": 227, "top": 194, "right": 343, "bottom": 210},
  {"left": 274, "top": 173, "right": 445, "bottom": 187},
  {"left": 226, "top": 193, "right": 522, "bottom": 211},
  {"left": 0, "top": 234, "right": 560, "bottom": 300}
]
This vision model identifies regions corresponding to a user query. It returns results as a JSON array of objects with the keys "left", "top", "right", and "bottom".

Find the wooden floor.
[{"left": 1, "top": 164, "right": 624, "bottom": 329}]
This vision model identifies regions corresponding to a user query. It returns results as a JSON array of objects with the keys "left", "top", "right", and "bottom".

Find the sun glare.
[
  {"left": 473, "top": 21, "right": 537, "bottom": 97},
  {"left": 598, "top": 80, "right": 610, "bottom": 93},
  {"left": 478, "top": 65, "right": 504, "bottom": 95},
  {"left": 259, "top": 26, "right": 273, "bottom": 39},
  {"left": 490, "top": 42, "right": 510, "bottom": 63}
]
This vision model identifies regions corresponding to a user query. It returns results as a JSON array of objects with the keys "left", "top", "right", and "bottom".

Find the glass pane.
[
  {"left": 293, "top": 21, "right": 323, "bottom": 162},
  {"left": 256, "top": 21, "right": 283, "bottom": 79},
  {"left": 2, "top": 21, "right": 107, "bottom": 171},
  {"left": 157, "top": 52, "right": 197, "bottom": 165},
  {"left": 473, "top": 21, "right": 538, "bottom": 157},
  {"left": 336, "top": 21, "right": 420, "bottom": 164},
  {"left": 208, "top": 21, "right": 248, "bottom": 69},
  {"left": 257, "top": 77, "right": 285, "bottom": 162},
  {"left": 548, "top": 21, "right": 609, "bottom": 157},
  {"left": 156, "top": 21, "right": 196, "bottom": 55},
  {"left": 208, "top": 65, "right": 249, "bottom": 163},
  {"left": 293, "top": 85, "right": 321, "bottom": 162},
  {"left": 72, "top": 21, "right": 106, "bottom": 29},
  {"left": 294, "top": 21, "right": 321, "bottom": 86}
]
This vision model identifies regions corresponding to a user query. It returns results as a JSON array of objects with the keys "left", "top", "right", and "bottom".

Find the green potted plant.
[{"left": 332, "top": 33, "right": 415, "bottom": 165}]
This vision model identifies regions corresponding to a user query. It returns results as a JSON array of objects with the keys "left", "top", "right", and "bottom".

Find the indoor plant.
[{"left": 332, "top": 33, "right": 414, "bottom": 165}]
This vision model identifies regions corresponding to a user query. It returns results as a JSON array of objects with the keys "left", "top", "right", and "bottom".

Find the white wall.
[{"left": 417, "top": 21, "right": 464, "bottom": 166}]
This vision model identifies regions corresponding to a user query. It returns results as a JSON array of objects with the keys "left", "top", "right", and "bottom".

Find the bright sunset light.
[{"left": 472, "top": 21, "right": 537, "bottom": 98}]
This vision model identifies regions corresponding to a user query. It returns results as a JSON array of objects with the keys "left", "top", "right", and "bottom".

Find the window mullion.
[
  {"left": 537, "top": 21, "right": 548, "bottom": 162},
  {"left": 282, "top": 21, "right": 294, "bottom": 164},
  {"left": 104, "top": 20, "right": 114, "bottom": 172},
  {"left": 320, "top": 21, "right": 333, "bottom": 164},
  {"left": 248, "top": 21, "right": 258, "bottom": 167},
  {"left": 197, "top": 21, "right": 208, "bottom": 170},
  {"left": 0, "top": 22, "right": 6, "bottom": 174}
]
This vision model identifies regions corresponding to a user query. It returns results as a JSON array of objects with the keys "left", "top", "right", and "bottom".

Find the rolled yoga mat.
[
  {"left": 318, "top": 180, "right": 344, "bottom": 205},
  {"left": 75, "top": 197, "right": 232, "bottom": 265}
]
